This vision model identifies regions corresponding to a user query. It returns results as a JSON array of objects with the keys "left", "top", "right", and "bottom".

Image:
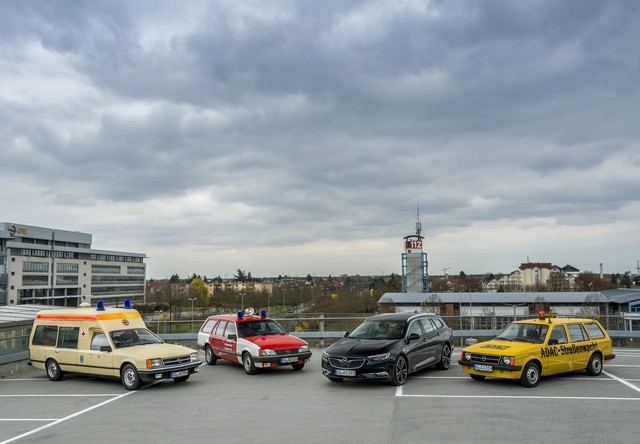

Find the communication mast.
[{"left": 401, "top": 204, "right": 428, "bottom": 293}]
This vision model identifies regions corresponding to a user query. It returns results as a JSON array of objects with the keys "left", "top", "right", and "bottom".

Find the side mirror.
[
  {"left": 548, "top": 338, "right": 559, "bottom": 345},
  {"left": 406, "top": 332, "right": 420, "bottom": 343},
  {"left": 100, "top": 345, "right": 112, "bottom": 352},
  {"left": 227, "top": 334, "right": 237, "bottom": 341}
]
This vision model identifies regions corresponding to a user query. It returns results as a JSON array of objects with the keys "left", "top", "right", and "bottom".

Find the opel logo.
[
  {"left": 481, "top": 356, "right": 487, "bottom": 362},
  {"left": 341, "top": 357, "right": 348, "bottom": 364},
  {"left": 286, "top": 350, "right": 291, "bottom": 354},
  {"left": 178, "top": 358, "right": 184, "bottom": 364}
]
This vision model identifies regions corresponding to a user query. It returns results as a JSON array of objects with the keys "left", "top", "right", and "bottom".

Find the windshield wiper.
[{"left": 495, "top": 337, "right": 513, "bottom": 341}]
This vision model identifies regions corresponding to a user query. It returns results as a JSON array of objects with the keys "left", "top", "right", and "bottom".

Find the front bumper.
[
  {"left": 321, "top": 361, "right": 394, "bottom": 381},
  {"left": 458, "top": 359, "right": 522, "bottom": 379},
  {"left": 252, "top": 351, "right": 312, "bottom": 368},
  {"left": 138, "top": 361, "right": 202, "bottom": 383}
]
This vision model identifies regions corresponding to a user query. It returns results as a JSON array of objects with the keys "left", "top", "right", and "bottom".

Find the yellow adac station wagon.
[
  {"left": 29, "top": 300, "right": 202, "bottom": 390},
  {"left": 458, "top": 312, "right": 615, "bottom": 387}
]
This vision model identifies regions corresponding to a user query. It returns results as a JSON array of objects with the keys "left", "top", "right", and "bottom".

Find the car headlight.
[
  {"left": 298, "top": 345, "right": 310, "bottom": 353},
  {"left": 502, "top": 356, "right": 515, "bottom": 366},
  {"left": 259, "top": 349, "right": 277, "bottom": 356},
  {"left": 322, "top": 351, "right": 329, "bottom": 363},
  {"left": 367, "top": 352, "right": 391, "bottom": 362},
  {"left": 190, "top": 352, "right": 199, "bottom": 363},
  {"left": 146, "top": 358, "right": 162, "bottom": 369},
  {"left": 464, "top": 352, "right": 471, "bottom": 361}
]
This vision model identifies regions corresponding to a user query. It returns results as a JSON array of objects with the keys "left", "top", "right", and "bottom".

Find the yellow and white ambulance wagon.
[
  {"left": 458, "top": 312, "right": 615, "bottom": 387},
  {"left": 29, "top": 300, "right": 202, "bottom": 390}
]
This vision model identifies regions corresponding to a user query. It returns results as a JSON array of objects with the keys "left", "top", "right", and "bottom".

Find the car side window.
[
  {"left": 407, "top": 320, "right": 423, "bottom": 337},
  {"left": 213, "top": 321, "right": 227, "bottom": 337},
  {"left": 584, "top": 323, "right": 605, "bottom": 339},
  {"left": 57, "top": 327, "right": 79, "bottom": 349},
  {"left": 32, "top": 325, "right": 58, "bottom": 346},
  {"left": 202, "top": 319, "right": 218, "bottom": 335},
  {"left": 567, "top": 324, "right": 588, "bottom": 342},
  {"left": 419, "top": 318, "right": 435, "bottom": 334},
  {"left": 90, "top": 332, "right": 109, "bottom": 351},
  {"left": 432, "top": 317, "right": 444, "bottom": 329},
  {"left": 224, "top": 322, "right": 237, "bottom": 339},
  {"left": 549, "top": 326, "right": 568, "bottom": 344}
]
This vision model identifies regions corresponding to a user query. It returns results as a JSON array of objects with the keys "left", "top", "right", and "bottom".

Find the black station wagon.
[{"left": 321, "top": 312, "right": 454, "bottom": 385}]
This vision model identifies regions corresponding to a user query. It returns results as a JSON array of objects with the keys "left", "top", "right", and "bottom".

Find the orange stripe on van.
[{"left": 35, "top": 311, "right": 142, "bottom": 321}]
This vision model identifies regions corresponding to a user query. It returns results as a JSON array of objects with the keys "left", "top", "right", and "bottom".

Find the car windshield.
[
  {"left": 495, "top": 323, "right": 548, "bottom": 344},
  {"left": 347, "top": 320, "right": 406, "bottom": 340},
  {"left": 110, "top": 328, "right": 163, "bottom": 348},
  {"left": 237, "top": 320, "right": 286, "bottom": 338}
]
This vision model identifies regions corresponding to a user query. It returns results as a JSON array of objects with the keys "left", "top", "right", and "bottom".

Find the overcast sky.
[{"left": 2, "top": 1, "right": 639, "bottom": 279}]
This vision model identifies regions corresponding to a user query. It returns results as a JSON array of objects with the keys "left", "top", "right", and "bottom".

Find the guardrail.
[{"left": 3, "top": 314, "right": 640, "bottom": 367}]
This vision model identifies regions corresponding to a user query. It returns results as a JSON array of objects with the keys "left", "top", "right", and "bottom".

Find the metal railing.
[{"left": 3, "top": 314, "right": 640, "bottom": 366}]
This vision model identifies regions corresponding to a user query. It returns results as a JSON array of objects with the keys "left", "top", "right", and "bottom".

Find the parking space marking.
[
  {"left": 397, "top": 394, "right": 640, "bottom": 401},
  {"left": 0, "top": 394, "right": 123, "bottom": 398},
  {"left": 0, "top": 391, "right": 135, "bottom": 444},
  {"left": 603, "top": 370, "right": 640, "bottom": 394}
]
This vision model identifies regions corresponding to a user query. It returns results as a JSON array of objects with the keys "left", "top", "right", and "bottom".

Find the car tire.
[
  {"left": 435, "top": 343, "right": 452, "bottom": 370},
  {"left": 121, "top": 364, "right": 143, "bottom": 390},
  {"left": 174, "top": 375, "right": 190, "bottom": 383},
  {"left": 520, "top": 361, "right": 541, "bottom": 388},
  {"left": 391, "top": 355, "right": 408, "bottom": 386},
  {"left": 46, "top": 359, "right": 63, "bottom": 381},
  {"left": 470, "top": 374, "right": 485, "bottom": 381},
  {"left": 586, "top": 353, "right": 603, "bottom": 376},
  {"left": 242, "top": 352, "right": 258, "bottom": 375},
  {"left": 292, "top": 363, "right": 304, "bottom": 371},
  {"left": 327, "top": 376, "right": 344, "bottom": 382},
  {"left": 205, "top": 345, "right": 217, "bottom": 365}
]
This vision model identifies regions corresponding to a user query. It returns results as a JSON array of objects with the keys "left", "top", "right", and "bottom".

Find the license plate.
[
  {"left": 473, "top": 364, "right": 492, "bottom": 372},
  {"left": 170, "top": 370, "right": 189, "bottom": 378},
  {"left": 280, "top": 356, "right": 298, "bottom": 364},
  {"left": 335, "top": 369, "right": 356, "bottom": 377}
]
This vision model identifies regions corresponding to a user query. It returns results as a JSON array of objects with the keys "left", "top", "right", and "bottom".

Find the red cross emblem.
[{"left": 81, "top": 330, "right": 86, "bottom": 338}]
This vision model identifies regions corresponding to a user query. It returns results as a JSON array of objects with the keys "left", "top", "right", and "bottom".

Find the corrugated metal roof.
[
  {"left": 0, "top": 305, "right": 54, "bottom": 324},
  {"left": 600, "top": 288, "right": 640, "bottom": 304},
  {"left": 378, "top": 291, "right": 610, "bottom": 305}
]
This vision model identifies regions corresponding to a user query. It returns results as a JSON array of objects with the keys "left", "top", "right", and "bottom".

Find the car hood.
[
  {"left": 463, "top": 339, "right": 537, "bottom": 354},
  {"left": 326, "top": 338, "right": 397, "bottom": 356},
  {"left": 242, "top": 334, "right": 307, "bottom": 349},
  {"left": 114, "top": 343, "right": 196, "bottom": 358}
]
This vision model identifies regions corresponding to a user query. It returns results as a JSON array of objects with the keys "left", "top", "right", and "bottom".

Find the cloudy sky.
[{"left": 2, "top": 1, "right": 639, "bottom": 279}]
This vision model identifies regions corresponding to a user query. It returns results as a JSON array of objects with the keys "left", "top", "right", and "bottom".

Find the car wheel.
[
  {"left": 205, "top": 345, "right": 217, "bottom": 365},
  {"left": 121, "top": 364, "right": 142, "bottom": 390},
  {"left": 520, "top": 361, "right": 541, "bottom": 388},
  {"left": 46, "top": 359, "right": 63, "bottom": 381},
  {"left": 470, "top": 374, "right": 485, "bottom": 381},
  {"left": 391, "top": 355, "right": 408, "bottom": 386},
  {"left": 242, "top": 352, "right": 258, "bottom": 375},
  {"left": 292, "top": 363, "right": 304, "bottom": 371},
  {"left": 174, "top": 375, "right": 190, "bottom": 383},
  {"left": 586, "top": 353, "right": 603, "bottom": 376},
  {"left": 435, "top": 343, "right": 452, "bottom": 370},
  {"left": 327, "top": 376, "right": 344, "bottom": 383}
]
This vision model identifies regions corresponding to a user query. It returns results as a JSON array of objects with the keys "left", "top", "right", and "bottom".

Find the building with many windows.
[{"left": 0, "top": 222, "right": 146, "bottom": 307}]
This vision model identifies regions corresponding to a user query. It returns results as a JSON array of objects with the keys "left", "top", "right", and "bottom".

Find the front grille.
[
  {"left": 163, "top": 355, "right": 193, "bottom": 367},
  {"left": 275, "top": 348, "right": 299, "bottom": 356},
  {"left": 466, "top": 353, "right": 501, "bottom": 365},
  {"left": 329, "top": 356, "right": 366, "bottom": 369}
]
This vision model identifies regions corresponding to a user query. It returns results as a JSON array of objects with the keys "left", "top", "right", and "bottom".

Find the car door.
[
  {"left": 405, "top": 320, "right": 429, "bottom": 372},
  {"left": 198, "top": 319, "right": 218, "bottom": 350},
  {"left": 566, "top": 323, "right": 591, "bottom": 370},
  {"left": 210, "top": 321, "right": 228, "bottom": 358},
  {"left": 222, "top": 321, "right": 239, "bottom": 362},
  {"left": 55, "top": 326, "right": 80, "bottom": 372},
  {"left": 84, "top": 330, "right": 115, "bottom": 376},
  {"left": 545, "top": 325, "right": 570, "bottom": 375},
  {"left": 418, "top": 318, "right": 442, "bottom": 368}
]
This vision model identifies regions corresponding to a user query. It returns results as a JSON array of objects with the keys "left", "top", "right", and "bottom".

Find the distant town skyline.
[{"left": 2, "top": 1, "right": 639, "bottom": 280}]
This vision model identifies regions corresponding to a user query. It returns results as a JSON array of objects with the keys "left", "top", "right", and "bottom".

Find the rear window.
[
  {"left": 584, "top": 323, "right": 605, "bottom": 339},
  {"left": 32, "top": 325, "right": 58, "bottom": 346},
  {"left": 567, "top": 324, "right": 588, "bottom": 342},
  {"left": 201, "top": 319, "right": 218, "bottom": 335}
]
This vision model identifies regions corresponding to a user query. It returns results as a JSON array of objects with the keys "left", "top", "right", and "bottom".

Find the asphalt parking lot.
[{"left": 1, "top": 348, "right": 639, "bottom": 444}]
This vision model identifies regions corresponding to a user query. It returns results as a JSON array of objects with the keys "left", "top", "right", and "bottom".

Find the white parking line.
[
  {"left": 0, "top": 391, "right": 135, "bottom": 444},
  {"left": 397, "top": 394, "right": 640, "bottom": 401},
  {"left": 603, "top": 370, "right": 640, "bottom": 394},
  {"left": 0, "top": 394, "right": 123, "bottom": 398}
]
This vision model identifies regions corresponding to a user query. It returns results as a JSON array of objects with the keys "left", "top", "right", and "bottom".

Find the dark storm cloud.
[{"left": 1, "top": 0, "right": 639, "bottom": 276}]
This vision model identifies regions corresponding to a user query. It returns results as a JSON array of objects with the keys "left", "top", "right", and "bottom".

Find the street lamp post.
[
  {"left": 188, "top": 298, "right": 197, "bottom": 333},
  {"left": 155, "top": 310, "right": 163, "bottom": 334}
]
